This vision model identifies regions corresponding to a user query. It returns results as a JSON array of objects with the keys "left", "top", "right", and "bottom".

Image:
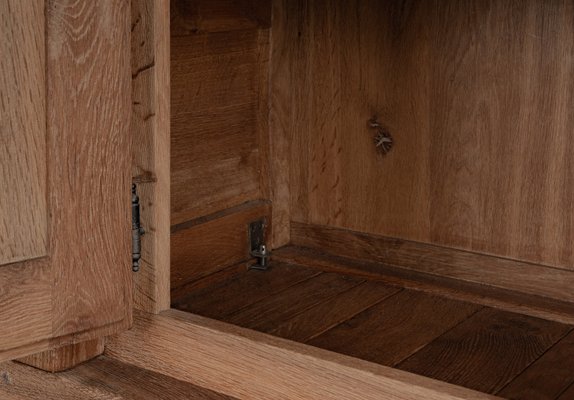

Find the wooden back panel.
[{"left": 272, "top": 0, "right": 574, "bottom": 269}]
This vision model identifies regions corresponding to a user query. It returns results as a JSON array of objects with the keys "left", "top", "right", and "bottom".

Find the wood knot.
[{"left": 369, "top": 118, "right": 393, "bottom": 155}]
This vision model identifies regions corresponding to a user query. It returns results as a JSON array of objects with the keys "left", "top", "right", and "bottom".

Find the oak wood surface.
[
  {"left": 0, "top": 356, "right": 235, "bottom": 400},
  {"left": 48, "top": 0, "right": 132, "bottom": 338},
  {"left": 291, "top": 223, "right": 574, "bottom": 304},
  {"left": 17, "top": 339, "right": 104, "bottom": 373},
  {"left": 0, "top": 0, "right": 47, "bottom": 266},
  {"left": 274, "top": 246, "right": 574, "bottom": 325},
  {"left": 274, "top": 0, "right": 574, "bottom": 269},
  {"left": 309, "top": 290, "right": 481, "bottom": 366},
  {"left": 398, "top": 308, "right": 571, "bottom": 394},
  {"left": 172, "top": 261, "right": 321, "bottom": 319},
  {"left": 0, "top": 0, "right": 132, "bottom": 362},
  {"left": 170, "top": 8, "right": 271, "bottom": 226},
  {"left": 106, "top": 309, "right": 499, "bottom": 400},
  {"left": 498, "top": 330, "right": 574, "bottom": 400},
  {"left": 131, "top": 0, "right": 171, "bottom": 313},
  {"left": 226, "top": 272, "right": 365, "bottom": 332},
  {"left": 171, "top": 201, "right": 271, "bottom": 290},
  {"left": 171, "top": 0, "right": 271, "bottom": 35},
  {"left": 268, "top": 281, "right": 401, "bottom": 342}
]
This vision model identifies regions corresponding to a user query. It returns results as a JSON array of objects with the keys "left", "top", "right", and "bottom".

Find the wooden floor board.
[
  {"left": 398, "top": 308, "right": 571, "bottom": 394},
  {"left": 308, "top": 290, "right": 482, "bottom": 366},
  {"left": 498, "top": 329, "right": 574, "bottom": 400},
  {"left": 172, "top": 261, "right": 321, "bottom": 320},
  {"left": 268, "top": 281, "right": 402, "bottom": 342},
  {"left": 0, "top": 356, "right": 235, "bottom": 399},
  {"left": 557, "top": 384, "right": 574, "bottom": 400},
  {"left": 226, "top": 272, "right": 365, "bottom": 332}
]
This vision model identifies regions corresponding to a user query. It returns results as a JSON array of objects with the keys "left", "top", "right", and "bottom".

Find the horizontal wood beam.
[
  {"left": 106, "top": 309, "right": 499, "bottom": 400},
  {"left": 291, "top": 222, "right": 574, "bottom": 304}
]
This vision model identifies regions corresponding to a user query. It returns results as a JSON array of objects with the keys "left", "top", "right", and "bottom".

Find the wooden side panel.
[
  {"left": 106, "top": 310, "right": 499, "bottom": 400},
  {"left": 131, "top": 0, "right": 171, "bottom": 313},
  {"left": 171, "top": 201, "right": 271, "bottom": 291},
  {"left": 275, "top": 0, "right": 574, "bottom": 269},
  {"left": 170, "top": 2, "right": 271, "bottom": 226},
  {"left": 17, "top": 339, "right": 104, "bottom": 373},
  {"left": 48, "top": 0, "right": 132, "bottom": 336},
  {"left": 0, "top": 0, "right": 47, "bottom": 266}
]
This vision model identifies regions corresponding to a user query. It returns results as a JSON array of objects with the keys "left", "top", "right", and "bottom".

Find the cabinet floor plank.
[
  {"left": 308, "top": 290, "right": 482, "bottom": 366},
  {"left": 226, "top": 272, "right": 365, "bottom": 332},
  {"left": 398, "top": 308, "right": 571, "bottom": 394},
  {"left": 268, "top": 281, "right": 402, "bottom": 342},
  {"left": 498, "top": 329, "right": 574, "bottom": 400},
  {"left": 172, "top": 261, "right": 321, "bottom": 320}
]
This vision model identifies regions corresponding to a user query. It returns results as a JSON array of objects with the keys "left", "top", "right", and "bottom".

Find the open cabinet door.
[{"left": 0, "top": 0, "right": 131, "bottom": 362}]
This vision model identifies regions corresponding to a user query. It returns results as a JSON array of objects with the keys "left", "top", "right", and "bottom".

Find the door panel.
[
  {"left": 0, "top": 0, "right": 48, "bottom": 266},
  {"left": 0, "top": 0, "right": 132, "bottom": 361}
]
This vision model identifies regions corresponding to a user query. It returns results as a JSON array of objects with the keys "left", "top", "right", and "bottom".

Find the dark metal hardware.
[
  {"left": 132, "top": 184, "right": 145, "bottom": 272},
  {"left": 248, "top": 219, "right": 271, "bottom": 270}
]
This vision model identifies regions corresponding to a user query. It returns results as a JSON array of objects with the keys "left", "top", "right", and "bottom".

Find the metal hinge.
[
  {"left": 132, "top": 184, "right": 145, "bottom": 272},
  {"left": 248, "top": 219, "right": 271, "bottom": 270}
]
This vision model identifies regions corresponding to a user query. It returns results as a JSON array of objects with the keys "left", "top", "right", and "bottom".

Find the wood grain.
[
  {"left": 0, "top": 357, "right": 235, "bottom": 399},
  {"left": 0, "top": 0, "right": 132, "bottom": 362},
  {"left": 291, "top": 223, "right": 574, "bottom": 304},
  {"left": 171, "top": 201, "right": 271, "bottom": 290},
  {"left": 269, "top": 281, "right": 401, "bottom": 342},
  {"left": 48, "top": 0, "right": 132, "bottom": 337},
  {"left": 274, "top": 0, "right": 574, "bottom": 269},
  {"left": 398, "top": 308, "right": 571, "bottom": 394},
  {"left": 309, "top": 290, "right": 481, "bottom": 366},
  {"left": 172, "top": 261, "right": 320, "bottom": 319},
  {"left": 131, "top": 0, "right": 171, "bottom": 313},
  {"left": 106, "top": 309, "right": 499, "bottom": 400},
  {"left": 226, "top": 272, "right": 364, "bottom": 332},
  {"left": 17, "top": 339, "right": 104, "bottom": 373},
  {"left": 498, "top": 329, "right": 574, "bottom": 400},
  {"left": 171, "top": 0, "right": 271, "bottom": 35},
  {"left": 0, "top": 0, "right": 47, "bottom": 266},
  {"left": 274, "top": 246, "right": 574, "bottom": 325},
  {"left": 170, "top": 22, "right": 271, "bottom": 225},
  {"left": 0, "top": 261, "right": 52, "bottom": 354}
]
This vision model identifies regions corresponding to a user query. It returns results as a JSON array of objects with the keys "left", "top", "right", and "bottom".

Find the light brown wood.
[
  {"left": 106, "top": 309, "right": 500, "bottom": 400},
  {"left": 17, "top": 339, "right": 104, "bottom": 373},
  {"left": 171, "top": 201, "right": 271, "bottom": 290},
  {"left": 0, "top": 357, "right": 235, "bottom": 399},
  {"left": 170, "top": 5, "right": 271, "bottom": 226},
  {"left": 131, "top": 0, "right": 171, "bottom": 313},
  {"left": 0, "top": 0, "right": 132, "bottom": 362},
  {"left": 274, "top": 246, "right": 574, "bottom": 325},
  {"left": 291, "top": 223, "right": 574, "bottom": 304},
  {"left": 0, "top": 0, "right": 47, "bottom": 266},
  {"left": 273, "top": 0, "right": 574, "bottom": 269}
]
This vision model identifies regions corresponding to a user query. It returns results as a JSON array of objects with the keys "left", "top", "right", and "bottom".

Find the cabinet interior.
[{"left": 164, "top": 1, "right": 574, "bottom": 399}]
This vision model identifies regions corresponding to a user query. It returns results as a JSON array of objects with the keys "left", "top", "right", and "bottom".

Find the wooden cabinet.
[{"left": 0, "top": 0, "right": 132, "bottom": 362}]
